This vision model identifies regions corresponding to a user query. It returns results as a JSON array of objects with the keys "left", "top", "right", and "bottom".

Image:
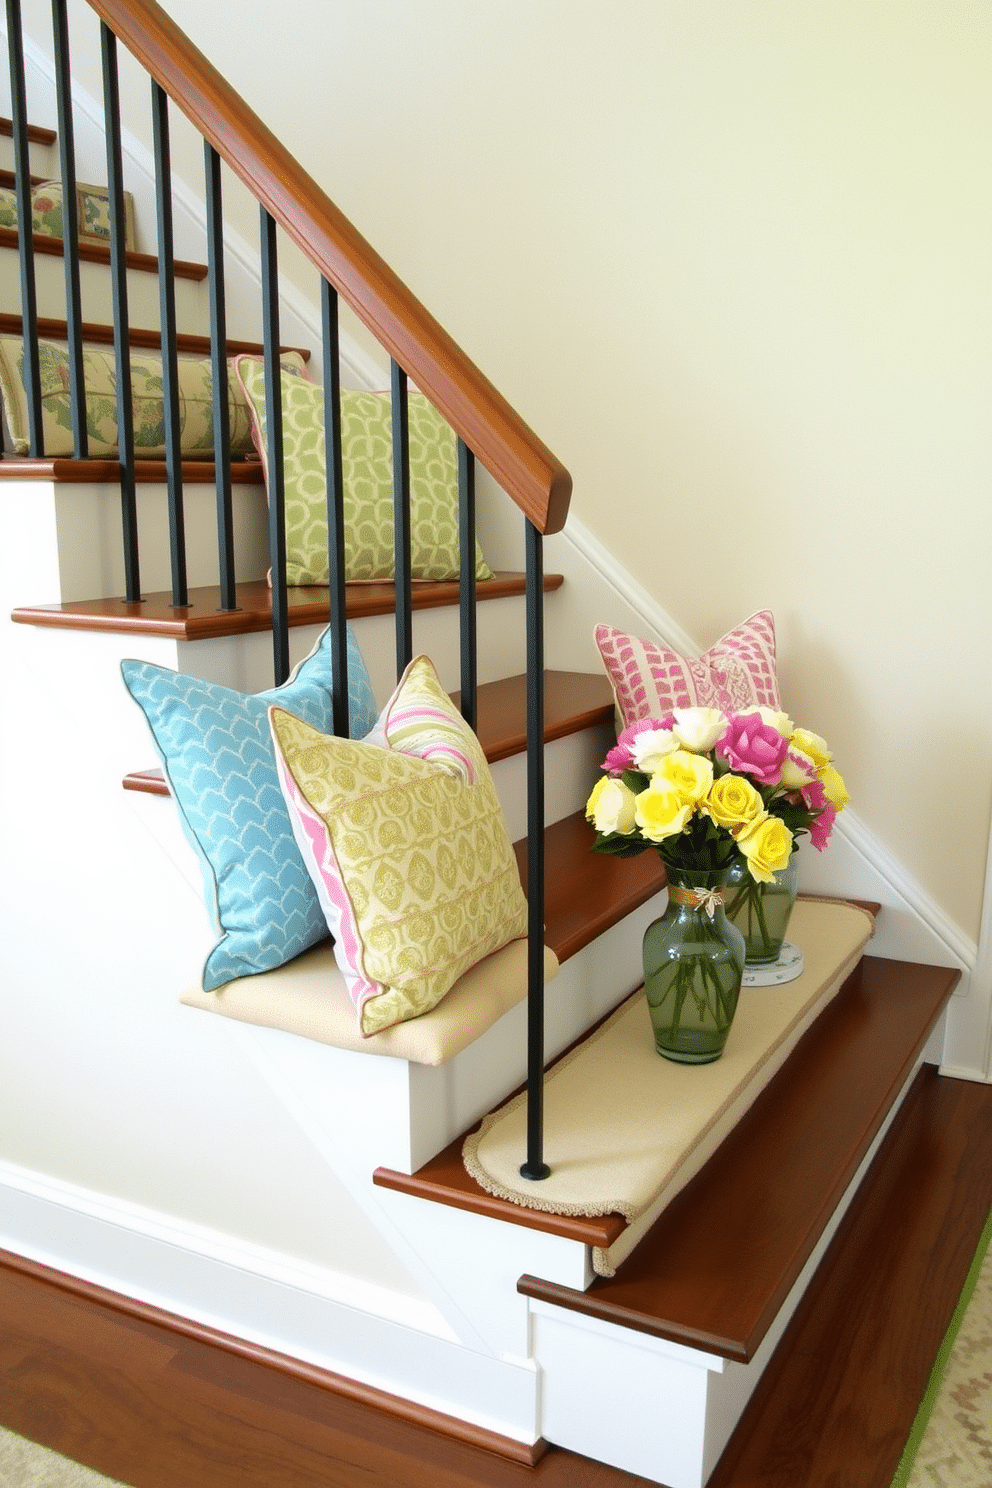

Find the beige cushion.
[
  {"left": 464, "top": 898, "right": 875, "bottom": 1274},
  {"left": 180, "top": 936, "right": 558, "bottom": 1067}
]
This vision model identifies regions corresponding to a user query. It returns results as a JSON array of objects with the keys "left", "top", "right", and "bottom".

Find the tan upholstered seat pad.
[
  {"left": 463, "top": 900, "right": 874, "bottom": 1274},
  {"left": 180, "top": 937, "right": 558, "bottom": 1067}
]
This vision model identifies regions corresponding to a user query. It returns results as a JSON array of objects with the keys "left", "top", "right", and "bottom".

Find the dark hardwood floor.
[{"left": 2, "top": 1066, "right": 991, "bottom": 1488}]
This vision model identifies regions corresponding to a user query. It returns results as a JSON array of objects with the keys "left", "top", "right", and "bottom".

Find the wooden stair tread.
[
  {"left": 0, "top": 224, "right": 207, "bottom": 279},
  {"left": 515, "top": 810, "right": 666, "bottom": 963},
  {"left": 0, "top": 167, "right": 44, "bottom": 188},
  {"left": 455, "top": 669, "right": 614, "bottom": 764},
  {"left": 0, "top": 311, "right": 309, "bottom": 359},
  {"left": 11, "top": 571, "right": 563, "bottom": 639},
  {"left": 516, "top": 954, "right": 958, "bottom": 1362},
  {"left": 123, "top": 671, "right": 614, "bottom": 796},
  {"left": 0, "top": 455, "right": 264, "bottom": 483},
  {"left": 0, "top": 117, "right": 56, "bottom": 146},
  {"left": 374, "top": 951, "right": 954, "bottom": 1359}
]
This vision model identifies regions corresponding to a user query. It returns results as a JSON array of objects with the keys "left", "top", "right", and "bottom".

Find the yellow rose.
[
  {"left": 703, "top": 772, "right": 764, "bottom": 831},
  {"left": 634, "top": 782, "right": 693, "bottom": 842},
  {"left": 818, "top": 764, "right": 850, "bottom": 812},
  {"left": 790, "top": 728, "right": 831, "bottom": 770},
  {"left": 586, "top": 776, "right": 639, "bottom": 835},
  {"left": 735, "top": 813, "right": 794, "bottom": 883},
  {"left": 780, "top": 746, "right": 818, "bottom": 791},
  {"left": 654, "top": 749, "right": 714, "bottom": 804}
]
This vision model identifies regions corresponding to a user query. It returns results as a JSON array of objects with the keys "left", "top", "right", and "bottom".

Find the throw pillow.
[
  {"left": 233, "top": 356, "right": 493, "bottom": 585},
  {"left": 270, "top": 654, "right": 528, "bottom": 1035},
  {"left": 121, "top": 625, "right": 378, "bottom": 991},
  {"left": 594, "top": 610, "right": 780, "bottom": 725},
  {"left": 0, "top": 179, "right": 136, "bottom": 246},
  {"left": 0, "top": 336, "right": 306, "bottom": 458}
]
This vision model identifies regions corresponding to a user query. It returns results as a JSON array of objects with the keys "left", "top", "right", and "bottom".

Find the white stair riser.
[
  {"left": 0, "top": 245, "right": 207, "bottom": 336},
  {"left": 7, "top": 476, "right": 269, "bottom": 600},
  {"left": 0, "top": 134, "right": 57, "bottom": 177},
  {"left": 528, "top": 1023, "right": 946, "bottom": 1488}
]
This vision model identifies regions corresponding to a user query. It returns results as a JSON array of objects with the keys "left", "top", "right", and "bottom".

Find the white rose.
[
  {"left": 672, "top": 707, "right": 726, "bottom": 753},
  {"left": 757, "top": 707, "right": 795, "bottom": 738},
  {"left": 630, "top": 726, "right": 679, "bottom": 774}
]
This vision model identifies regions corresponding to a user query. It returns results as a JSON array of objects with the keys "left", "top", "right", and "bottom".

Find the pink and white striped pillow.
[{"left": 594, "top": 611, "right": 780, "bottom": 726}]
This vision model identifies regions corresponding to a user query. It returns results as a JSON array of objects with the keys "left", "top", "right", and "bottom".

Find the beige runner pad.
[{"left": 464, "top": 899, "right": 874, "bottom": 1275}]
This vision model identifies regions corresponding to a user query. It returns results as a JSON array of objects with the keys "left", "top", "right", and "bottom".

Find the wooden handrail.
[{"left": 85, "top": 0, "right": 572, "bottom": 536}]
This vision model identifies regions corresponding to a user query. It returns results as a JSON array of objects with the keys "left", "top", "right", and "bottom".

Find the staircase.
[{"left": 0, "top": 8, "right": 966, "bottom": 1487}]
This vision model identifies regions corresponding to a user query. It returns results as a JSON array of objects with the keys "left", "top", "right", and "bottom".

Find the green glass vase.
[
  {"left": 724, "top": 852, "right": 800, "bottom": 965},
  {"left": 643, "top": 866, "right": 745, "bottom": 1064}
]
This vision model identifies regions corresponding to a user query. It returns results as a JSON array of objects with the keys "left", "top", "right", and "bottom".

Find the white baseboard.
[{"left": 0, "top": 1157, "right": 540, "bottom": 1446}]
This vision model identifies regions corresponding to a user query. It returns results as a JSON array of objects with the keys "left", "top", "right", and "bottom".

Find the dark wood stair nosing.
[
  {"left": 0, "top": 166, "right": 44, "bottom": 188},
  {"left": 0, "top": 117, "right": 57, "bottom": 146},
  {"left": 123, "top": 670, "right": 615, "bottom": 797},
  {"left": 11, "top": 572, "right": 564, "bottom": 640},
  {"left": 0, "top": 455, "right": 265, "bottom": 484},
  {"left": 0, "top": 312, "right": 310, "bottom": 360},
  {"left": 375, "top": 950, "right": 954, "bottom": 1364},
  {"left": 515, "top": 954, "right": 959, "bottom": 1362},
  {"left": 0, "top": 224, "right": 207, "bottom": 279}
]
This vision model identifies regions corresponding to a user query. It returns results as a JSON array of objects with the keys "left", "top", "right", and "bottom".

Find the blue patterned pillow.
[{"left": 121, "top": 626, "right": 378, "bottom": 990}]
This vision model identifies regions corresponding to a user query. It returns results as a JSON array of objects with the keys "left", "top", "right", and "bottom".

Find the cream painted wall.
[
  {"left": 16, "top": 1, "right": 992, "bottom": 938},
  {"left": 148, "top": 0, "right": 992, "bottom": 942}
]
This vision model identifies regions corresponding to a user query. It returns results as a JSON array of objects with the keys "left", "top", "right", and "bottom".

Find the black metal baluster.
[
  {"left": 390, "top": 359, "right": 412, "bottom": 678},
  {"left": 151, "top": 82, "right": 186, "bottom": 608},
  {"left": 51, "top": 0, "right": 86, "bottom": 457},
  {"left": 520, "top": 519, "right": 550, "bottom": 1181},
  {"left": 100, "top": 22, "right": 139, "bottom": 601},
  {"left": 457, "top": 438, "right": 478, "bottom": 731},
  {"left": 261, "top": 207, "right": 289, "bottom": 685},
  {"left": 205, "top": 143, "right": 236, "bottom": 613},
  {"left": 322, "top": 279, "right": 349, "bottom": 737},
  {"left": 6, "top": 0, "right": 42, "bottom": 453}
]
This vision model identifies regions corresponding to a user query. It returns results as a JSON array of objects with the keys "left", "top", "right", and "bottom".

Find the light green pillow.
[
  {"left": 234, "top": 356, "right": 493, "bottom": 584},
  {"left": 270, "top": 654, "right": 527, "bottom": 1035},
  {"left": 0, "top": 336, "right": 306, "bottom": 458}
]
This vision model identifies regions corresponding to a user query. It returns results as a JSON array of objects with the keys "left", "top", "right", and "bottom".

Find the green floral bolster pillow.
[
  {"left": 0, "top": 336, "right": 307, "bottom": 459},
  {"left": 234, "top": 355, "right": 494, "bottom": 585},
  {"left": 0, "top": 180, "right": 135, "bottom": 247}
]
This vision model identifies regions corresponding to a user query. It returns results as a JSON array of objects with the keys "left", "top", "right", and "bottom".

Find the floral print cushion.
[
  {"left": 0, "top": 336, "right": 307, "bottom": 459},
  {"left": 0, "top": 180, "right": 135, "bottom": 247}
]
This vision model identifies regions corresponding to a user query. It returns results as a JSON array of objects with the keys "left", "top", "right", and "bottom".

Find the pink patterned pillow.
[{"left": 594, "top": 611, "right": 780, "bottom": 725}]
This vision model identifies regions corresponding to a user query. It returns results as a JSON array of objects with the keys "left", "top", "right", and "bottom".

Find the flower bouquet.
[{"left": 586, "top": 706, "right": 848, "bottom": 1059}]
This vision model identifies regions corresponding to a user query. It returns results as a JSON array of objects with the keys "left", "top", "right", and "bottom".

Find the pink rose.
[
  {"left": 717, "top": 712, "right": 789, "bottom": 785},
  {"left": 802, "top": 777, "right": 837, "bottom": 849},
  {"left": 603, "top": 715, "right": 676, "bottom": 775},
  {"left": 809, "top": 802, "right": 837, "bottom": 850}
]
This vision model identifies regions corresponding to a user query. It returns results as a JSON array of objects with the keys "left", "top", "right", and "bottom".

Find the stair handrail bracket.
[{"left": 87, "top": 0, "right": 571, "bottom": 538}]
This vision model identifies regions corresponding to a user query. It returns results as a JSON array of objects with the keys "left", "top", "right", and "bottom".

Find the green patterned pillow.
[
  {"left": 0, "top": 180, "right": 135, "bottom": 246},
  {"left": 270, "top": 654, "right": 527, "bottom": 1035},
  {"left": 234, "top": 356, "right": 493, "bottom": 585},
  {"left": 0, "top": 336, "right": 305, "bottom": 458}
]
